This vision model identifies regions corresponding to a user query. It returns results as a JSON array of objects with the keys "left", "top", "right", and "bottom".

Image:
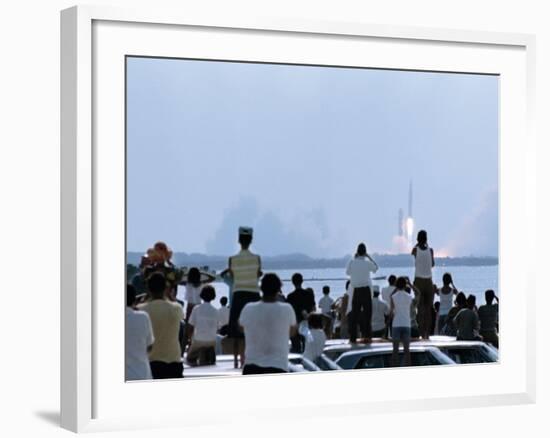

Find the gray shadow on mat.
[{"left": 34, "top": 410, "right": 60, "bottom": 426}]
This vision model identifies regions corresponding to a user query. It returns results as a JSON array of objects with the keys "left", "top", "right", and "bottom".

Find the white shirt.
[
  {"left": 303, "top": 329, "right": 327, "bottom": 361},
  {"left": 346, "top": 256, "right": 378, "bottom": 288},
  {"left": 381, "top": 285, "right": 395, "bottom": 304},
  {"left": 217, "top": 306, "right": 230, "bottom": 328},
  {"left": 184, "top": 284, "right": 202, "bottom": 305},
  {"left": 188, "top": 302, "right": 219, "bottom": 342},
  {"left": 414, "top": 246, "right": 433, "bottom": 279},
  {"left": 391, "top": 290, "right": 414, "bottom": 328},
  {"left": 319, "top": 295, "right": 334, "bottom": 315},
  {"left": 438, "top": 290, "right": 454, "bottom": 315},
  {"left": 125, "top": 307, "right": 154, "bottom": 380},
  {"left": 239, "top": 301, "right": 297, "bottom": 371},
  {"left": 371, "top": 297, "right": 390, "bottom": 331}
]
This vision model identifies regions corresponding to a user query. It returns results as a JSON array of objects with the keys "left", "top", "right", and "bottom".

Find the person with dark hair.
[
  {"left": 138, "top": 272, "right": 184, "bottom": 379},
  {"left": 442, "top": 292, "right": 466, "bottom": 336},
  {"left": 181, "top": 267, "right": 216, "bottom": 321},
  {"left": 239, "top": 273, "right": 297, "bottom": 374},
  {"left": 478, "top": 290, "right": 499, "bottom": 348},
  {"left": 319, "top": 285, "right": 335, "bottom": 338},
  {"left": 412, "top": 230, "right": 435, "bottom": 339},
  {"left": 389, "top": 277, "right": 414, "bottom": 367},
  {"left": 227, "top": 227, "right": 262, "bottom": 368},
  {"left": 286, "top": 273, "right": 316, "bottom": 352},
  {"left": 454, "top": 294, "right": 481, "bottom": 340},
  {"left": 381, "top": 275, "right": 397, "bottom": 304},
  {"left": 125, "top": 284, "right": 154, "bottom": 380},
  {"left": 381, "top": 275, "right": 396, "bottom": 338},
  {"left": 303, "top": 313, "right": 327, "bottom": 363},
  {"left": 217, "top": 296, "right": 230, "bottom": 335},
  {"left": 436, "top": 273, "right": 457, "bottom": 334},
  {"left": 345, "top": 242, "right": 378, "bottom": 343},
  {"left": 371, "top": 287, "right": 390, "bottom": 338},
  {"left": 186, "top": 286, "right": 218, "bottom": 366}
]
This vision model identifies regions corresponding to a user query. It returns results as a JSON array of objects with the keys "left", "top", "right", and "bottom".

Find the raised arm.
[{"left": 430, "top": 248, "right": 435, "bottom": 267}]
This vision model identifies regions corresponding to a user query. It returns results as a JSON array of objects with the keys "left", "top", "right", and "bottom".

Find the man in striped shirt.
[{"left": 227, "top": 226, "right": 262, "bottom": 368}]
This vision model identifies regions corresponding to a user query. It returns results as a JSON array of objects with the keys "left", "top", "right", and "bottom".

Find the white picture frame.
[{"left": 61, "top": 4, "right": 536, "bottom": 433}]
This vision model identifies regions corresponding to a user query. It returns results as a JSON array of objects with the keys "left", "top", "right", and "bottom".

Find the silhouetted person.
[
  {"left": 346, "top": 243, "right": 378, "bottom": 343},
  {"left": 217, "top": 296, "right": 230, "bottom": 335},
  {"left": 287, "top": 273, "right": 316, "bottom": 352},
  {"left": 443, "top": 292, "right": 466, "bottom": 336},
  {"left": 412, "top": 230, "right": 435, "bottom": 339},
  {"left": 478, "top": 289, "right": 499, "bottom": 348},
  {"left": 454, "top": 294, "right": 481, "bottom": 340},
  {"left": 381, "top": 275, "right": 397, "bottom": 337},
  {"left": 227, "top": 226, "right": 262, "bottom": 367}
]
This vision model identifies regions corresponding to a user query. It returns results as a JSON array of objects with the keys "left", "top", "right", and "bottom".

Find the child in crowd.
[
  {"left": 319, "top": 285, "right": 334, "bottom": 338},
  {"left": 186, "top": 286, "right": 218, "bottom": 366},
  {"left": 217, "top": 296, "right": 230, "bottom": 335},
  {"left": 303, "top": 313, "right": 327, "bottom": 363}
]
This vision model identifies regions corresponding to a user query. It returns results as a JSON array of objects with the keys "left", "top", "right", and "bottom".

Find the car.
[
  {"left": 412, "top": 336, "right": 499, "bottom": 364},
  {"left": 183, "top": 353, "right": 321, "bottom": 378},
  {"left": 324, "top": 336, "right": 498, "bottom": 365},
  {"left": 334, "top": 345, "right": 456, "bottom": 370}
]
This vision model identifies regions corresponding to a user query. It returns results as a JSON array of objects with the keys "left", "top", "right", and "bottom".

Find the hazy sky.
[{"left": 126, "top": 57, "right": 498, "bottom": 257}]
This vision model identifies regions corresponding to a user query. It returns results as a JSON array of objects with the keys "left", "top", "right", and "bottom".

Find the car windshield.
[
  {"left": 443, "top": 347, "right": 496, "bottom": 364},
  {"left": 341, "top": 350, "right": 448, "bottom": 369}
]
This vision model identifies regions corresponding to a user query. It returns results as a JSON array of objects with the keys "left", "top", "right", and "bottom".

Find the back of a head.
[
  {"left": 187, "top": 267, "right": 201, "bottom": 287},
  {"left": 388, "top": 275, "right": 396, "bottom": 286},
  {"left": 395, "top": 276, "right": 407, "bottom": 290},
  {"left": 467, "top": 294, "right": 476, "bottom": 309},
  {"left": 148, "top": 272, "right": 166, "bottom": 299},
  {"left": 322, "top": 285, "right": 330, "bottom": 295},
  {"left": 417, "top": 230, "right": 428, "bottom": 246},
  {"left": 442, "top": 272, "right": 452, "bottom": 286},
  {"left": 356, "top": 243, "right": 367, "bottom": 256},
  {"left": 261, "top": 273, "right": 282, "bottom": 298},
  {"left": 291, "top": 272, "right": 303, "bottom": 288},
  {"left": 485, "top": 289, "right": 495, "bottom": 304},
  {"left": 127, "top": 284, "right": 137, "bottom": 307},
  {"left": 200, "top": 285, "right": 216, "bottom": 303},
  {"left": 308, "top": 313, "right": 324, "bottom": 329},
  {"left": 456, "top": 292, "right": 467, "bottom": 307},
  {"left": 239, "top": 233, "right": 252, "bottom": 249},
  {"left": 220, "top": 296, "right": 228, "bottom": 306}
]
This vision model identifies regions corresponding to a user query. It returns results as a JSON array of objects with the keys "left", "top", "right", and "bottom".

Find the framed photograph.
[{"left": 61, "top": 5, "right": 536, "bottom": 433}]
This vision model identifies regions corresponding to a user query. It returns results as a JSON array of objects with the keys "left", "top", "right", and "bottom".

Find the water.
[{"left": 198, "top": 265, "right": 499, "bottom": 308}]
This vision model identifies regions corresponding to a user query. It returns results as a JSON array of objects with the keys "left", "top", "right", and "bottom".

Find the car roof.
[
  {"left": 336, "top": 345, "right": 443, "bottom": 359},
  {"left": 324, "top": 337, "right": 491, "bottom": 354}
]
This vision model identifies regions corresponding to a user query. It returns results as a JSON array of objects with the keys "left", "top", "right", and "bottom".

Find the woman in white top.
[
  {"left": 411, "top": 230, "right": 435, "bottom": 339},
  {"left": 436, "top": 272, "right": 458, "bottom": 334}
]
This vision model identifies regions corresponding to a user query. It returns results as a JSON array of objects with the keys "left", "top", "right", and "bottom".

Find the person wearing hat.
[{"left": 227, "top": 226, "right": 262, "bottom": 368}]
